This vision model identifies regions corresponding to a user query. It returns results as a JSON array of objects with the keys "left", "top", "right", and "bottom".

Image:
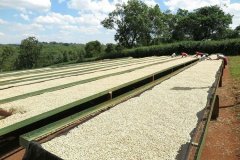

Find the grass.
[
  {"left": 228, "top": 56, "right": 240, "bottom": 81},
  {"left": 228, "top": 56, "right": 240, "bottom": 121}
]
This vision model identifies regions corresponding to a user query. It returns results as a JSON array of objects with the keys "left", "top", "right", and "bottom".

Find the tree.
[
  {"left": 234, "top": 25, "right": 240, "bottom": 38},
  {"left": 171, "top": 9, "right": 191, "bottom": 41},
  {"left": 190, "top": 6, "right": 232, "bottom": 40},
  {"left": 102, "top": 0, "right": 154, "bottom": 48},
  {"left": 235, "top": 25, "right": 240, "bottom": 32},
  {"left": 17, "top": 37, "right": 42, "bottom": 69},
  {"left": 85, "top": 40, "right": 102, "bottom": 58},
  {"left": 105, "top": 43, "right": 116, "bottom": 54},
  {"left": 149, "top": 6, "right": 170, "bottom": 44},
  {"left": 62, "top": 51, "right": 69, "bottom": 62},
  {"left": 0, "top": 46, "right": 15, "bottom": 71},
  {"left": 77, "top": 48, "right": 85, "bottom": 62}
]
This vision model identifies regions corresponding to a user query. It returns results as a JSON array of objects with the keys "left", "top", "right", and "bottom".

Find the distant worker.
[
  {"left": 181, "top": 52, "right": 188, "bottom": 57},
  {"left": 195, "top": 51, "right": 204, "bottom": 57},
  {"left": 194, "top": 51, "right": 212, "bottom": 60},
  {"left": 171, "top": 53, "right": 176, "bottom": 58},
  {"left": 216, "top": 54, "right": 227, "bottom": 66},
  {"left": 200, "top": 53, "right": 211, "bottom": 61}
]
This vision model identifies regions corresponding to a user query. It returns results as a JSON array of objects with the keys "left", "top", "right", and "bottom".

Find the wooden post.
[
  {"left": 219, "top": 66, "right": 223, "bottom": 87},
  {"left": 109, "top": 91, "right": 112, "bottom": 100},
  {"left": 219, "top": 75, "right": 222, "bottom": 87},
  {"left": 211, "top": 95, "right": 219, "bottom": 120}
]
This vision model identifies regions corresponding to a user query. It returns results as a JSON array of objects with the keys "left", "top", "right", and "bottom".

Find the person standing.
[{"left": 195, "top": 51, "right": 204, "bottom": 57}]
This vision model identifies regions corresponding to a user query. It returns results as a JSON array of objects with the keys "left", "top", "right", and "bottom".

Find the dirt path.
[{"left": 201, "top": 65, "right": 240, "bottom": 160}]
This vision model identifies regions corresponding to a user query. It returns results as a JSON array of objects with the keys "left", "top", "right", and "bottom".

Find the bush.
[{"left": 120, "top": 39, "right": 240, "bottom": 58}]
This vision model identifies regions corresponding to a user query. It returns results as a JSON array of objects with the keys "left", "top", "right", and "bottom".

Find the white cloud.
[
  {"left": 68, "top": 0, "right": 115, "bottom": 14},
  {"left": 20, "top": 13, "right": 30, "bottom": 21},
  {"left": 31, "top": 0, "right": 160, "bottom": 42},
  {"left": 12, "top": 23, "right": 45, "bottom": 34},
  {"left": 58, "top": 0, "right": 66, "bottom": 3},
  {"left": 224, "top": 3, "right": 240, "bottom": 28},
  {"left": 164, "top": 0, "right": 230, "bottom": 11},
  {"left": 68, "top": 0, "right": 158, "bottom": 13},
  {"left": 0, "top": 0, "right": 51, "bottom": 12},
  {"left": 64, "top": 0, "right": 159, "bottom": 34},
  {"left": 0, "top": 32, "right": 5, "bottom": 36},
  {"left": 0, "top": 18, "right": 7, "bottom": 24},
  {"left": 61, "top": 25, "right": 79, "bottom": 31},
  {"left": 22, "top": 33, "right": 38, "bottom": 38},
  {"left": 163, "top": 0, "right": 240, "bottom": 28},
  {"left": 35, "top": 12, "right": 74, "bottom": 25},
  {"left": 34, "top": 12, "right": 104, "bottom": 26},
  {"left": 0, "top": 19, "right": 115, "bottom": 44},
  {"left": 144, "top": 0, "right": 158, "bottom": 6}
]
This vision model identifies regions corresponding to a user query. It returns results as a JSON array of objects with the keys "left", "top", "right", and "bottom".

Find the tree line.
[
  {"left": 102, "top": 0, "right": 240, "bottom": 48},
  {"left": 0, "top": 37, "right": 120, "bottom": 72}
]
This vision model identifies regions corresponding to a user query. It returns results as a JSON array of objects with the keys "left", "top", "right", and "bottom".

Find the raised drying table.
[{"left": 19, "top": 60, "right": 222, "bottom": 160}]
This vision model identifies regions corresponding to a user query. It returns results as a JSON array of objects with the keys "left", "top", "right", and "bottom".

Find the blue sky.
[{"left": 0, "top": 0, "right": 240, "bottom": 44}]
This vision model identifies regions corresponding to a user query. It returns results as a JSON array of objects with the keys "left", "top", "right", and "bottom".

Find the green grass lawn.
[
  {"left": 229, "top": 56, "right": 240, "bottom": 81},
  {"left": 229, "top": 56, "right": 240, "bottom": 120}
]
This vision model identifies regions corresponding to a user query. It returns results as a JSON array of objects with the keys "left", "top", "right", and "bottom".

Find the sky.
[{"left": 0, "top": 0, "right": 240, "bottom": 44}]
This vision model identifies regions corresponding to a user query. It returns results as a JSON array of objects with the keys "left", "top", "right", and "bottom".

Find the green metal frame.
[{"left": 19, "top": 59, "right": 198, "bottom": 148}]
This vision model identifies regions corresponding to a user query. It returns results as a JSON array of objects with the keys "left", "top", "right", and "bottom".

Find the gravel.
[
  {"left": 0, "top": 57, "right": 195, "bottom": 129},
  {"left": 41, "top": 60, "right": 222, "bottom": 160},
  {"left": 0, "top": 57, "right": 175, "bottom": 101}
]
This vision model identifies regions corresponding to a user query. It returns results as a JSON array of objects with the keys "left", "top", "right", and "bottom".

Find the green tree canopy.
[
  {"left": 189, "top": 5, "right": 232, "bottom": 40},
  {"left": 102, "top": 2, "right": 234, "bottom": 46},
  {"left": 105, "top": 43, "right": 116, "bottom": 54},
  {"left": 171, "top": 9, "right": 191, "bottom": 41},
  {"left": 17, "top": 37, "right": 42, "bottom": 69},
  {"left": 102, "top": 0, "right": 163, "bottom": 48},
  {"left": 0, "top": 46, "right": 16, "bottom": 71},
  {"left": 85, "top": 40, "right": 102, "bottom": 58}
]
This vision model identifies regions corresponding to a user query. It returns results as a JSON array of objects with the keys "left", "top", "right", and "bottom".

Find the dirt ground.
[
  {"left": 2, "top": 149, "right": 25, "bottom": 160},
  {"left": 201, "top": 65, "right": 240, "bottom": 160}
]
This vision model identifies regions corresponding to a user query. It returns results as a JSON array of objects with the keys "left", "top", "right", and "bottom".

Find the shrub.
[{"left": 119, "top": 39, "right": 240, "bottom": 58}]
